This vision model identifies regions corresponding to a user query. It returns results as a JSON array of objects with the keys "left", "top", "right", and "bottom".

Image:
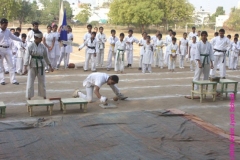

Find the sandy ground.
[{"left": 1, "top": 27, "right": 240, "bottom": 138}]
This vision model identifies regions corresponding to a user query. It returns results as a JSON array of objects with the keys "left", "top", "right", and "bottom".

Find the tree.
[
  {"left": 224, "top": 7, "right": 240, "bottom": 31},
  {"left": 209, "top": 6, "right": 225, "bottom": 22},
  {"left": 75, "top": 4, "right": 91, "bottom": 24},
  {"left": 0, "top": 0, "right": 20, "bottom": 20}
]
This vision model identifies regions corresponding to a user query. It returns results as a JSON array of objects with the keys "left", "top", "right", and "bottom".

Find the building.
[
  {"left": 216, "top": 15, "right": 229, "bottom": 27},
  {"left": 193, "top": 8, "right": 211, "bottom": 25}
]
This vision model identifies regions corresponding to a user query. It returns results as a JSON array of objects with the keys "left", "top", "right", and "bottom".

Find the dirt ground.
[{"left": 1, "top": 27, "right": 240, "bottom": 138}]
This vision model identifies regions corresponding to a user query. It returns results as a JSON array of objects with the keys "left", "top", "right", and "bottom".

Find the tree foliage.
[
  {"left": 209, "top": 6, "right": 225, "bottom": 22},
  {"left": 75, "top": 4, "right": 91, "bottom": 24},
  {"left": 224, "top": 7, "right": 240, "bottom": 31}
]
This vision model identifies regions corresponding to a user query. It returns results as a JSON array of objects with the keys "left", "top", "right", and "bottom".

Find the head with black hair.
[
  {"left": 27, "top": 28, "right": 32, "bottom": 31},
  {"left": 219, "top": 29, "right": 225, "bottom": 38},
  {"left": 94, "top": 27, "right": 98, "bottom": 33},
  {"left": 16, "top": 27, "right": 21, "bottom": 33},
  {"left": 91, "top": 31, "right": 96, "bottom": 39},
  {"left": 234, "top": 34, "right": 239, "bottom": 38},
  {"left": 172, "top": 37, "right": 177, "bottom": 44},
  {"left": 0, "top": 18, "right": 8, "bottom": 31},
  {"left": 234, "top": 37, "right": 238, "bottom": 43},
  {"left": 146, "top": 35, "right": 151, "bottom": 43},
  {"left": 214, "top": 32, "right": 219, "bottom": 37},
  {"left": 52, "top": 24, "right": 58, "bottom": 32},
  {"left": 120, "top": 33, "right": 125, "bottom": 41},
  {"left": 227, "top": 35, "right": 231, "bottom": 39},
  {"left": 99, "top": 26, "right": 104, "bottom": 33},
  {"left": 111, "top": 29, "right": 116, "bottom": 36},
  {"left": 14, "top": 32, "right": 20, "bottom": 37},
  {"left": 47, "top": 25, "right": 52, "bottom": 33},
  {"left": 172, "top": 31, "right": 176, "bottom": 37},
  {"left": 21, "top": 33, "right": 27, "bottom": 42},
  {"left": 192, "top": 26, "right": 196, "bottom": 32},
  {"left": 32, "top": 21, "right": 39, "bottom": 32},
  {"left": 128, "top": 29, "right": 133, "bottom": 36},
  {"left": 10, "top": 28, "right": 15, "bottom": 34},
  {"left": 142, "top": 32, "right": 147, "bottom": 39},
  {"left": 157, "top": 33, "right": 162, "bottom": 39},
  {"left": 107, "top": 75, "right": 119, "bottom": 85},
  {"left": 201, "top": 31, "right": 208, "bottom": 42},
  {"left": 183, "top": 32, "right": 187, "bottom": 38},
  {"left": 87, "top": 24, "right": 92, "bottom": 33}
]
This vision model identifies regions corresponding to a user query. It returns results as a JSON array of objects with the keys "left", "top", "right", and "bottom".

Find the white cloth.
[
  {"left": 164, "top": 35, "right": 172, "bottom": 67},
  {"left": 96, "top": 32, "right": 107, "bottom": 66},
  {"left": 179, "top": 38, "right": 188, "bottom": 68},
  {"left": 143, "top": 43, "right": 154, "bottom": 65},
  {"left": 154, "top": 39, "right": 164, "bottom": 67},
  {"left": 229, "top": 42, "right": 240, "bottom": 69},
  {"left": 169, "top": 43, "right": 178, "bottom": 70},
  {"left": 188, "top": 32, "right": 198, "bottom": 41},
  {"left": 107, "top": 36, "right": 119, "bottom": 69},
  {"left": 43, "top": 32, "right": 55, "bottom": 58},
  {"left": 193, "top": 64, "right": 210, "bottom": 90},
  {"left": 142, "top": 64, "right": 152, "bottom": 73},
  {"left": 125, "top": 36, "right": 139, "bottom": 64},
  {"left": 16, "top": 41, "right": 27, "bottom": 73},
  {"left": 190, "top": 42, "right": 197, "bottom": 61},
  {"left": 0, "top": 28, "right": 22, "bottom": 46},
  {"left": 114, "top": 40, "right": 126, "bottom": 72}
]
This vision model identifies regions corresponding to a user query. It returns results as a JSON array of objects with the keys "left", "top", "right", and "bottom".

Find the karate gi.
[
  {"left": 11, "top": 40, "right": 18, "bottom": 72},
  {"left": 27, "top": 30, "right": 37, "bottom": 44},
  {"left": 107, "top": 36, "right": 119, "bottom": 69},
  {"left": 179, "top": 38, "right": 188, "bottom": 68},
  {"left": 142, "top": 43, "right": 154, "bottom": 73},
  {"left": 24, "top": 42, "right": 51, "bottom": 98},
  {"left": 210, "top": 36, "right": 231, "bottom": 78},
  {"left": 138, "top": 38, "right": 146, "bottom": 68},
  {"left": 114, "top": 40, "right": 126, "bottom": 72},
  {"left": 43, "top": 32, "right": 55, "bottom": 69},
  {"left": 78, "top": 72, "right": 122, "bottom": 102},
  {"left": 154, "top": 39, "right": 164, "bottom": 68},
  {"left": 0, "top": 28, "right": 21, "bottom": 84},
  {"left": 57, "top": 33, "right": 73, "bottom": 69},
  {"left": 189, "top": 42, "right": 197, "bottom": 71},
  {"left": 226, "top": 40, "right": 232, "bottom": 68},
  {"left": 52, "top": 31, "right": 60, "bottom": 69},
  {"left": 16, "top": 41, "right": 27, "bottom": 74},
  {"left": 96, "top": 32, "right": 107, "bottom": 67},
  {"left": 188, "top": 32, "right": 198, "bottom": 42},
  {"left": 164, "top": 35, "right": 172, "bottom": 69},
  {"left": 169, "top": 43, "right": 179, "bottom": 70},
  {"left": 124, "top": 36, "right": 139, "bottom": 65},
  {"left": 83, "top": 32, "right": 91, "bottom": 70},
  {"left": 79, "top": 38, "right": 99, "bottom": 71},
  {"left": 229, "top": 42, "right": 240, "bottom": 70},
  {"left": 193, "top": 41, "right": 214, "bottom": 90}
]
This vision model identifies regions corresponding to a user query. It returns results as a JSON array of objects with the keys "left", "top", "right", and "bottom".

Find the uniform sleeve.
[
  {"left": 95, "top": 41, "right": 99, "bottom": 54},
  {"left": 9, "top": 32, "right": 22, "bottom": 42},
  {"left": 43, "top": 46, "right": 51, "bottom": 65},
  {"left": 114, "top": 41, "right": 118, "bottom": 53},
  {"left": 24, "top": 45, "right": 31, "bottom": 66},
  {"left": 134, "top": 37, "right": 139, "bottom": 43},
  {"left": 209, "top": 44, "right": 214, "bottom": 61},
  {"left": 195, "top": 42, "right": 201, "bottom": 60}
]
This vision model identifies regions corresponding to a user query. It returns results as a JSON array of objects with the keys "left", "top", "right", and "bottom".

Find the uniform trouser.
[
  {"left": 210, "top": 54, "right": 226, "bottom": 77},
  {"left": 139, "top": 55, "right": 143, "bottom": 68},
  {"left": 26, "top": 67, "right": 46, "bottom": 98},
  {"left": 193, "top": 64, "right": 210, "bottom": 90},
  {"left": 115, "top": 52, "right": 124, "bottom": 72},
  {"left": 78, "top": 85, "right": 120, "bottom": 102},
  {"left": 142, "top": 64, "right": 152, "bottom": 73},
  {"left": 57, "top": 52, "right": 69, "bottom": 69},
  {"left": 84, "top": 53, "right": 96, "bottom": 71},
  {"left": 230, "top": 56, "right": 238, "bottom": 69},
  {"left": 154, "top": 50, "right": 164, "bottom": 67},
  {"left": 97, "top": 49, "right": 104, "bottom": 66},
  {"left": 179, "top": 55, "right": 185, "bottom": 68},
  {"left": 66, "top": 53, "right": 70, "bottom": 66},
  {"left": 3, "top": 58, "right": 8, "bottom": 72},
  {"left": 0, "top": 48, "right": 17, "bottom": 83},
  {"left": 84, "top": 48, "right": 89, "bottom": 70},
  {"left": 169, "top": 57, "right": 176, "bottom": 70},
  {"left": 16, "top": 57, "right": 24, "bottom": 73},
  {"left": 190, "top": 60, "right": 196, "bottom": 71},
  {"left": 126, "top": 50, "right": 133, "bottom": 64},
  {"left": 107, "top": 50, "right": 115, "bottom": 69},
  {"left": 12, "top": 55, "right": 17, "bottom": 72}
]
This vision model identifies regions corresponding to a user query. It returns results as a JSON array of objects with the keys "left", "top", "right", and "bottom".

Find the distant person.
[
  {"left": 229, "top": 38, "right": 240, "bottom": 70},
  {"left": 165, "top": 29, "right": 173, "bottom": 68},
  {"left": 16, "top": 33, "right": 27, "bottom": 74},
  {"left": 114, "top": 33, "right": 126, "bottom": 74},
  {"left": 52, "top": 24, "right": 60, "bottom": 69},
  {"left": 27, "top": 22, "right": 40, "bottom": 43},
  {"left": 142, "top": 36, "right": 154, "bottom": 73},
  {"left": 96, "top": 26, "right": 106, "bottom": 67},
  {"left": 107, "top": 29, "right": 118, "bottom": 71},
  {"left": 188, "top": 26, "right": 198, "bottom": 42},
  {"left": 138, "top": 32, "right": 147, "bottom": 70},
  {"left": 226, "top": 35, "right": 232, "bottom": 69},
  {"left": 189, "top": 36, "right": 197, "bottom": 71},
  {"left": 10, "top": 28, "right": 15, "bottom": 34},
  {"left": 94, "top": 27, "right": 98, "bottom": 33},
  {"left": 169, "top": 37, "right": 178, "bottom": 72},
  {"left": 179, "top": 32, "right": 188, "bottom": 69},
  {"left": 153, "top": 33, "right": 164, "bottom": 69},
  {"left": 83, "top": 24, "right": 92, "bottom": 71}
]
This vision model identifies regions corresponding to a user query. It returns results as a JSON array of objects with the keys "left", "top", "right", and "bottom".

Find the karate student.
[
  {"left": 107, "top": 29, "right": 119, "bottom": 71},
  {"left": 189, "top": 36, "right": 197, "bottom": 71},
  {"left": 169, "top": 37, "right": 178, "bottom": 72},
  {"left": 96, "top": 26, "right": 107, "bottom": 67},
  {"left": 73, "top": 72, "right": 127, "bottom": 103},
  {"left": 94, "top": 27, "right": 98, "bottom": 33},
  {"left": 57, "top": 25, "right": 73, "bottom": 69},
  {"left": 165, "top": 29, "right": 173, "bottom": 68},
  {"left": 23, "top": 32, "right": 54, "bottom": 100},
  {"left": 79, "top": 32, "right": 99, "bottom": 72},
  {"left": 125, "top": 30, "right": 139, "bottom": 68},
  {"left": 43, "top": 25, "right": 55, "bottom": 72},
  {"left": 114, "top": 33, "right": 126, "bottom": 73},
  {"left": 196, "top": 31, "right": 201, "bottom": 42},
  {"left": 0, "top": 18, "right": 21, "bottom": 85},
  {"left": 188, "top": 26, "right": 198, "bottom": 41},
  {"left": 12, "top": 32, "right": 20, "bottom": 73},
  {"left": 151, "top": 31, "right": 160, "bottom": 45},
  {"left": 193, "top": 31, "right": 214, "bottom": 90},
  {"left": 226, "top": 35, "right": 232, "bottom": 69},
  {"left": 229, "top": 38, "right": 240, "bottom": 70},
  {"left": 138, "top": 32, "right": 147, "bottom": 70},
  {"left": 52, "top": 24, "right": 60, "bottom": 69},
  {"left": 66, "top": 26, "right": 73, "bottom": 66},
  {"left": 210, "top": 29, "right": 231, "bottom": 79},
  {"left": 27, "top": 22, "right": 40, "bottom": 44},
  {"left": 154, "top": 33, "right": 164, "bottom": 68},
  {"left": 83, "top": 24, "right": 92, "bottom": 71},
  {"left": 16, "top": 34, "right": 27, "bottom": 74},
  {"left": 16, "top": 27, "right": 21, "bottom": 38},
  {"left": 142, "top": 36, "right": 154, "bottom": 73},
  {"left": 179, "top": 32, "right": 188, "bottom": 69},
  {"left": 10, "top": 28, "right": 15, "bottom": 34}
]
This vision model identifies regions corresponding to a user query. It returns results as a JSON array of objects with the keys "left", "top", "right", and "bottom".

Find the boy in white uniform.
[
  {"left": 142, "top": 36, "right": 154, "bottom": 73},
  {"left": 83, "top": 24, "right": 92, "bottom": 71},
  {"left": 169, "top": 37, "right": 178, "bottom": 72},
  {"left": 189, "top": 36, "right": 197, "bottom": 71},
  {"left": 210, "top": 29, "right": 231, "bottom": 79},
  {"left": 66, "top": 27, "right": 73, "bottom": 66},
  {"left": 164, "top": 29, "right": 173, "bottom": 68},
  {"left": 107, "top": 30, "right": 119, "bottom": 71},
  {"left": 151, "top": 31, "right": 160, "bottom": 46},
  {"left": 96, "top": 26, "right": 107, "bottom": 67},
  {"left": 125, "top": 30, "right": 139, "bottom": 68},
  {"left": 229, "top": 38, "right": 240, "bottom": 70},
  {"left": 16, "top": 33, "right": 27, "bottom": 74},
  {"left": 188, "top": 26, "right": 198, "bottom": 41},
  {"left": 52, "top": 24, "right": 60, "bottom": 69},
  {"left": 154, "top": 33, "right": 164, "bottom": 68},
  {"left": 138, "top": 32, "right": 147, "bottom": 70},
  {"left": 193, "top": 31, "right": 214, "bottom": 90},
  {"left": 27, "top": 22, "right": 40, "bottom": 44},
  {"left": 72, "top": 72, "right": 127, "bottom": 103},
  {"left": 79, "top": 32, "right": 99, "bottom": 72},
  {"left": 114, "top": 33, "right": 126, "bottom": 73},
  {"left": 12, "top": 32, "right": 20, "bottom": 73},
  {"left": 179, "top": 32, "right": 188, "bottom": 69},
  {"left": 226, "top": 35, "right": 232, "bottom": 69}
]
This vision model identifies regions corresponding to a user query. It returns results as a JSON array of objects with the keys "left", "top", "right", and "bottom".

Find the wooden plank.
[
  {"left": 27, "top": 100, "right": 54, "bottom": 106},
  {"left": 193, "top": 80, "right": 217, "bottom": 85},
  {"left": 0, "top": 102, "right": 6, "bottom": 108},
  {"left": 61, "top": 98, "right": 88, "bottom": 105},
  {"left": 219, "top": 79, "right": 238, "bottom": 83}
]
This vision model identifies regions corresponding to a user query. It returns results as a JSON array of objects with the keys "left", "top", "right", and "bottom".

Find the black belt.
[
  {"left": 213, "top": 49, "right": 227, "bottom": 63},
  {"left": 88, "top": 46, "right": 95, "bottom": 49},
  {"left": 31, "top": 56, "right": 44, "bottom": 75},
  {"left": 0, "top": 45, "right": 9, "bottom": 48}
]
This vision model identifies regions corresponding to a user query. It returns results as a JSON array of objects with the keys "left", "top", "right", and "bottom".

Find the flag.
[
  {"left": 58, "top": 0, "right": 64, "bottom": 28},
  {"left": 60, "top": 9, "right": 68, "bottom": 45}
]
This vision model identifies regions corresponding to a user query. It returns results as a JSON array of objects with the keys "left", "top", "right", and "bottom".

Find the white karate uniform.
[
  {"left": 164, "top": 35, "right": 172, "bottom": 69},
  {"left": 114, "top": 40, "right": 126, "bottom": 72},
  {"left": 226, "top": 40, "right": 232, "bottom": 68},
  {"left": 27, "top": 30, "right": 36, "bottom": 44},
  {"left": 229, "top": 42, "right": 240, "bottom": 69},
  {"left": 43, "top": 32, "right": 55, "bottom": 69},
  {"left": 57, "top": 33, "right": 73, "bottom": 69},
  {"left": 24, "top": 42, "right": 51, "bottom": 98},
  {"left": 210, "top": 36, "right": 231, "bottom": 78},
  {"left": 188, "top": 32, "right": 198, "bottom": 42},
  {"left": 107, "top": 36, "right": 119, "bottom": 69},
  {"left": 169, "top": 43, "right": 178, "bottom": 70},
  {"left": 52, "top": 31, "right": 60, "bottom": 69},
  {"left": 124, "top": 36, "right": 139, "bottom": 65},
  {"left": 189, "top": 42, "right": 197, "bottom": 71},
  {"left": 142, "top": 43, "right": 154, "bottom": 73},
  {"left": 83, "top": 32, "right": 91, "bottom": 69},
  {"left": 138, "top": 38, "right": 146, "bottom": 68},
  {"left": 78, "top": 72, "right": 121, "bottom": 102},
  {"left": 0, "top": 28, "right": 21, "bottom": 83},
  {"left": 154, "top": 39, "right": 164, "bottom": 68},
  {"left": 96, "top": 32, "right": 107, "bottom": 67},
  {"left": 79, "top": 38, "right": 99, "bottom": 71},
  {"left": 193, "top": 41, "right": 214, "bottom": 90},
  {"left": 11, "top": 40, "right": 18, "bottom": 72},
  {"left": 179, "top": 38, "right": 188, "bottom": 68},
  {"left": 16, "top": 41, "right": 27, "bottom": 74}
]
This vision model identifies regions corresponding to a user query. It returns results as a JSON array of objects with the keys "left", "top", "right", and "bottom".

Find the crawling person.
[{"left": 73, "top": 72, "right": 128, "bottom": 103}]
